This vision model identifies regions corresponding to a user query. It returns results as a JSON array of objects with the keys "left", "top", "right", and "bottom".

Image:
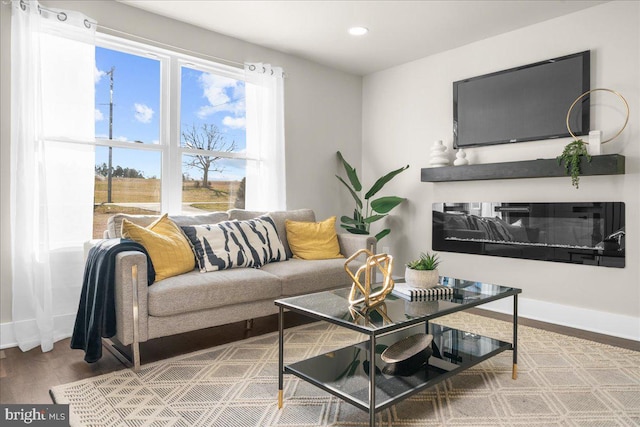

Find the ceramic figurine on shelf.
[
  {"left": 454, "top": 148, "right": 469, "bottom": 166},
  {"left": 429, "top": 140, "right": 450, "bottom": 167}
]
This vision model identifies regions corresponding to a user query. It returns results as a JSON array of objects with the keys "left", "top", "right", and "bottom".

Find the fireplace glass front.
[{"left": 433, "top": 202, "right": 625, "bottom": 268}]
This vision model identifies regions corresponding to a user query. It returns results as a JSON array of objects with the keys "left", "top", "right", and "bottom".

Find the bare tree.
[{"left": 182, "top": 123, "right": 237, "bottom": 188}]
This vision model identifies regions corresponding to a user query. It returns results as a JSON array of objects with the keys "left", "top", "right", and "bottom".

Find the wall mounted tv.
[{"left": 453, "top": 50, "right": 590, "bottom": 148}]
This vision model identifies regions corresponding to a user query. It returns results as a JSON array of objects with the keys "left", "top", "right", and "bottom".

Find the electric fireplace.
[{"left": 433, "top": 202, "right": 625, "bottom": 268}]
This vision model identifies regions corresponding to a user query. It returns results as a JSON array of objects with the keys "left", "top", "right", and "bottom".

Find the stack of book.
[{"left": 391, "top": 282, "right": 454, "bottom": 301}]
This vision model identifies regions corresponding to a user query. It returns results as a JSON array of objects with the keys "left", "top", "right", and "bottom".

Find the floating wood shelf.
[{"left": 421, "top": 154, "right": 625, "bottom": 182}]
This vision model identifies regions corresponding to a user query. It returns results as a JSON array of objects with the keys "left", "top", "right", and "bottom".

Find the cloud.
[
  {"left": 94, "top": 66, "right": 106, "bottom": 84},
  {"left": 222, "top": 116, "right": 246, "bottom": 129},
  {"left": 134, "top": 103, "right": 154, "bottom": 123},
  {"left": 95, "top": 109, "right": 104, "bottom": 121},
  {"left": 196, "top": 73, "right": 244, "bottom": 118},
  {"left": 116, "top": 136, "right": 129, "bottom": 142}
]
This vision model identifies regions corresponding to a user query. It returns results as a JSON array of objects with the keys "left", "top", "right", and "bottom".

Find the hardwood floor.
[
  {"left": 0, "top": 310, "right": 637, "bottom": 405},
  {"left": 0, "top": 311, "right": 315, "bottom": 405}
]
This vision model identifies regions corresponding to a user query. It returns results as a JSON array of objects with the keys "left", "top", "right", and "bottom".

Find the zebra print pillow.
[{"left": 181, "top": 215, "right": 287, "bottom": 272}]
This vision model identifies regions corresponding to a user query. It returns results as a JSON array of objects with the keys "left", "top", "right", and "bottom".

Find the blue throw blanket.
[{"left": 71, "top": 239, "right": 155, "bottom": 363}]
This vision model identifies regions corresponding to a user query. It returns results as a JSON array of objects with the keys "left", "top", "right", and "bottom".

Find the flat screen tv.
[{"left": 453, "top": 50, "right": 590, "bottom": 148}]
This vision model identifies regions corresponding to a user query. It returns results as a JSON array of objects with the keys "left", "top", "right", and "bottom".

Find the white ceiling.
[{"left": 120, "top": 0, "right": 607, "bottom": 76}]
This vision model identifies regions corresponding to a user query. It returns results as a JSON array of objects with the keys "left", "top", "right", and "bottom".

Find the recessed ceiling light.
[{"left": 348, "top": 26, "right": 369, "bottom": 36}]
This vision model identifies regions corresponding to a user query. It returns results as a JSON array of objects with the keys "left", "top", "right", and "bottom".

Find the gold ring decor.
[{"left": 566, "top": 88, "right": 630, "bottom": 144}]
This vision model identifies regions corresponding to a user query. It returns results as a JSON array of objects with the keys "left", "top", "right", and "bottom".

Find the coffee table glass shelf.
[{"left": 275, "top": 276, "right": 521, "bottom": 426}]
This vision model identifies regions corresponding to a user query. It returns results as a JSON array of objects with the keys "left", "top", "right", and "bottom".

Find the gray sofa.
[{"left": 101, "top": 208, "right": 376, "bottom": 370}]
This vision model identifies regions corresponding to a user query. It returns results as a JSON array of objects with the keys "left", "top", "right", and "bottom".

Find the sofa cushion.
[
  {"left": 228, "top": 209, "right": 316, "bottom": 258},
  {"left": 121, "top": 214, "right": 195, "bottom": 282},
  {"left": 180, "top": 215, "right": 287, "bottom": 272},
  {"left": 107, "top": 211, "right": 229, "bottom": 238},
  {"left": 260, "top": 257, "right": 356, "bottom": 296},
  {"left": 285, "top": 216, "right": 343, "bottom": 260},
  {"left": 148, "top": 268, "right": 282, "bottom": 317}
]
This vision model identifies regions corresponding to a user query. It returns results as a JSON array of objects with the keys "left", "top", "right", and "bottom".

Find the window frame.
[{"left": 94, "top": 33, "right": 250, "bottom": 215}]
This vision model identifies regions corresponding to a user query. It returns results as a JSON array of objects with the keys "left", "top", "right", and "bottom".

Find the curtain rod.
[
  {"left": 97, "top": 24, "right": 245, "bottom": 69},
  {"left": 13, "top": 0, "right": 98, "bottom": 29},
  {"left": 6, "top": 1, "right": 261, "bottom": 70}
]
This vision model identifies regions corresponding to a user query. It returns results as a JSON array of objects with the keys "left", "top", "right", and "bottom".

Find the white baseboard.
[
  {"left": 479, "top": 296, "right": 640, "bottom": 342},
  {"left": 0, "top": 313, "right": 75, "bottom": 350},
  {"left": 0, "top": 321, "right": 16, "bottom": 349}
]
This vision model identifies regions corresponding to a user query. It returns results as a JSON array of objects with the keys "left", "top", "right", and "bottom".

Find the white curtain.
[
  {"left": 244, "top": 63, "right": 286, "bottom": 211},
  {"left": 10, "top": 0, "right": 96, "bottom": 352}
]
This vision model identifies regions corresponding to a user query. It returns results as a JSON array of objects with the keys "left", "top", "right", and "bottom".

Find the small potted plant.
[{"left": 405, "top": 252, "right": 441, "bottom": 289}]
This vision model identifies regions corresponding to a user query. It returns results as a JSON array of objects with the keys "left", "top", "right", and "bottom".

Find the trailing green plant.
[
  {"left": 336, "top": 151, "right": 409, "bottom": 242},
  {"left": 557, "top": 139, "right": 591, "bottom": 189},
  {"left": 406, "top": 252, "right": 440, "bottom": 271}
]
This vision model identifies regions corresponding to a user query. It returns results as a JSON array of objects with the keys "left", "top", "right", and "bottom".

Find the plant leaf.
[
  {"left": 336, "top": 175, "right": 363, "bottom": 209},
  {"left": 341, "top": 225, "right": 370, "bottom": 235},
  {"left": 337, "top": 151, "right": 362, "bottom": 192},
  {"left": 371, "top": 196, "right": 405, "bottom": 214},
  {"left": 363, "top": 214, "right": 387, "bottom": 224},
  {"left": 364, "top": 165, "right": 409, "bottom": 200},
  {"left": 557, "top": 139, "right": 591, "bottom": 189},
  {"left": 375, "top": 229, "right": 390, "bottom": 241},
  {"left": 340, "top": 215, "right": 360, "bottom": 225},
  {"left": 335, "top": 348, "right": 361, "bottom": 380}
]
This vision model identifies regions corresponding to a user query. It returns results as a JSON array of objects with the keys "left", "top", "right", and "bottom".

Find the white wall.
[
  {"left": 363, "top": 1, "right": 639, "bottom": 339},
  {"left": 0, "top": 0, "right": 363, "bottom": 324}
]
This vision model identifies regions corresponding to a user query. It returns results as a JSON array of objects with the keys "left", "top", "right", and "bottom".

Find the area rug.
[{"left": 51, "top": 312, "right": 640, "bottom": 426}]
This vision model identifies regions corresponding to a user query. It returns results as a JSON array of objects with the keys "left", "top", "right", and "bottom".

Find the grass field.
[
  {"left": 93, "top": 177, "right": 242, "bottom": 238},
  {"left": 94, "top": 177, "right": 161, "bottom": 203}
]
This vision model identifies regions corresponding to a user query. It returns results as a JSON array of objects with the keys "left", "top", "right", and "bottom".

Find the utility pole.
[{"left": 107, "top": 66, "right": 115, "bottom": 203}]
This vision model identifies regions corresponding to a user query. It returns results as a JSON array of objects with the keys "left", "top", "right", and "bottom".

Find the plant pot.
[{"left": 404, "top": 267, "right": 440, "bottom": 289}]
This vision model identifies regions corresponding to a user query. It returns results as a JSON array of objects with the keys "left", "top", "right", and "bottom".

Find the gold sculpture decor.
[{"left": 345, "top": 249, "right": 394, "bottom": 307}]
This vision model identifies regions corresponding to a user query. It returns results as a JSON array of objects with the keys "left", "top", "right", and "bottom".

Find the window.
[
  {"left": 92, "top": 35, "right": 249, "bottom": 237},
  {"left": 180, "top": 64, "right": 247, "bottom": 213}
]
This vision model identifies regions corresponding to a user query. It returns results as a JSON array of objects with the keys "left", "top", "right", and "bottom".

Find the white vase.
[
  {"left": 429, "top": 140, "right": 450, "bottom": 167},
  {"left": 404, "top": 267, "right": 440, "bottom": 289},
  {"left": 454, "top": 148, "right": 469, "bottom": 166}
]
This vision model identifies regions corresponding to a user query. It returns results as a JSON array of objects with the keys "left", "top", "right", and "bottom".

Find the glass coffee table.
[{"left": 275, "top": 276, "right": 521, "bottom": 426}]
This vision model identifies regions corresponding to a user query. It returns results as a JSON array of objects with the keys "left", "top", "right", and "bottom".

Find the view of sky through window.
[
  {"left": 95, "top": 47, "right": 160, "bottom": 144},
  {"left": 94, "top": 47, "right": 247, "bottom": 181},
  {"left": 180, "top": 65, "right": 246, "bottom": 182},
  {"left": 92, "top": 45, "right": 249, "bottom": 236}
]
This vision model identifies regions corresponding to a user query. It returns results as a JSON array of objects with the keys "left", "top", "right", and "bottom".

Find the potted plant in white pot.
[{"left": 405, "top": 252, "right": 440, "bottom": 289}]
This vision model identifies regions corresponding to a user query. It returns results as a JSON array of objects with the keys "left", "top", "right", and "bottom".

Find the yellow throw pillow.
[
  {"left": 121, "top": 214, "right": 195, "bottom": 282},
  {"left": 285, "top": 216, "right": 344, "bottom": 260}
]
